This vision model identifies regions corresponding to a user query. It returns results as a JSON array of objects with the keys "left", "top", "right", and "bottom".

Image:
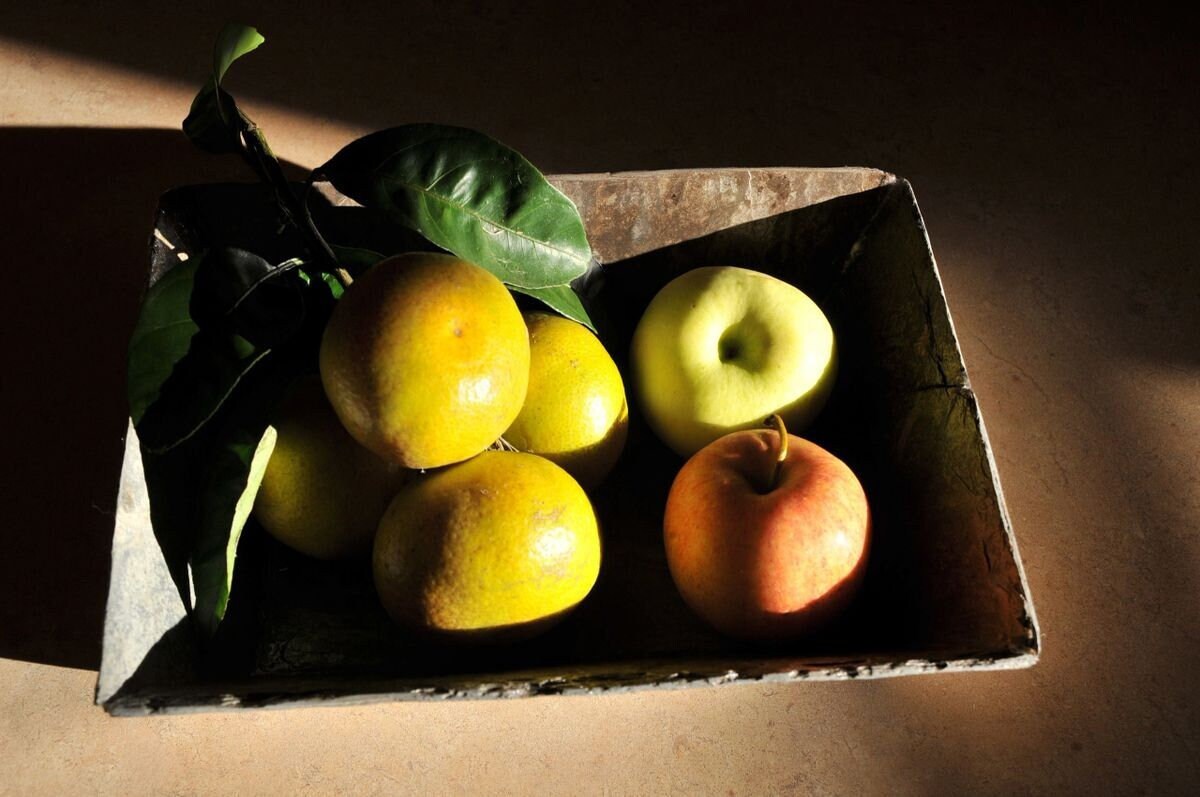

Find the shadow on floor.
[{"left": 0, "top": 127, "right": 301, "bottom": 670}]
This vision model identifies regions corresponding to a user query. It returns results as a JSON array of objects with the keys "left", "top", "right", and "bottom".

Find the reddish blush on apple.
[{"left": 663, "top": 415, "right": 870, "bottom": 640}]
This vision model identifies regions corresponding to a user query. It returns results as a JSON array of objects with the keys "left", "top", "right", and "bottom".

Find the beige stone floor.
[{"left": 1, "top": 4, "right": 1196, "bottom": 794}]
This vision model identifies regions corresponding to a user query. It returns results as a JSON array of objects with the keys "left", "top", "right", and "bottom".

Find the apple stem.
[{"left": 765, "top": 414, "right": 788, "bottom": 491}]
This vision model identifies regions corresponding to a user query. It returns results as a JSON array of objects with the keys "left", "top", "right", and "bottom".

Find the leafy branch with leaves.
[{"left": 128, "top": 23, "right": 597, "bottom": 634}]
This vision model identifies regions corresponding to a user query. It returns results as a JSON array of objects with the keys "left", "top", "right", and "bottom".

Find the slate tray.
[{"left": 97, "top": 168, "right": 1039, "bottom": 715}]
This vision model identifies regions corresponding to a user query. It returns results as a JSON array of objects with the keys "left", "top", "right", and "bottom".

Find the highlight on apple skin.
[
  {"left": 662, "top": 420, "right": 871, "bottom": 640},
  {"left": 630, "top": 266, "right": 837, "bottom": 458}
]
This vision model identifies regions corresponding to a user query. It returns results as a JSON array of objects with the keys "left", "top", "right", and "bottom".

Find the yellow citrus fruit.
[
  {"left": 319, "top": 253, "right": 530, "bottom": 469},
  {"left": 253, "top": 379, "right": 408, "bottom": 559},
  {"left": 373, "top": 451, "right": 601, "bottom": 639},
  {"left": 503, "top": 312, "right": 628, "bottom": 489}
]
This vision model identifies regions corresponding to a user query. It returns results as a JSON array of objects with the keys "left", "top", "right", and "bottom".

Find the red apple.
[{"left": 663, "top": 417, "right": 870, "bottom": 640}]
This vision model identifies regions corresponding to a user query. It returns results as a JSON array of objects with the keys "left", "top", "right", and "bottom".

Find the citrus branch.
[{"left": 235, "top": 117, "right": 351, "bottom": 289}]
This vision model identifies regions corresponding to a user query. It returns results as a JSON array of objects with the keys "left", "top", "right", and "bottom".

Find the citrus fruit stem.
[{"left": 489, "top": 436, "right": 519, "bottom": 452}]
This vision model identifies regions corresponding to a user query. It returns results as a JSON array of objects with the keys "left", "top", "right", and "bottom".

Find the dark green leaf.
[
  {"left": 318, "top": 124, "right": 592, "bottom": 289},
  {"left": 329, "top": 243, "right": 385, "bottom": 274},
  {"left": 136, "top": 328, "right": 269, "bottom": 453},
  {"left": 141, "top": 443, "right": 201, "bottom": 612},
  {"left": 190, "top": 247, "right": 306, "bottom": 346},
  {"left": 141, "top": 349, "right": 300, "bottom": 633},
  {"left": 183, "top": 84, "right": 243, "bottom": 154},
  {"left": 191, "top": 422, "right": 277, "bottom": 635},
  {"left": 127, "top": 261, "right": 201, "bottom": 425},
  {"left": 182, "top": 24, "right": 264, "bottom": 154},
  {"left": 511, "top": 284, "right": 596, "bottom": 331}
]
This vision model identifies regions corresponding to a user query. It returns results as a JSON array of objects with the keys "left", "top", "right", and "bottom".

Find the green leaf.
[
  {"left": 212, "top": 24, "right": 265, "bottom": 84},
  {"left": 128, "top": 247, "right": 340, "bottom": 453},
  {"left": 141, "top": 350, "right": 299, "bottom": 633},
  {"left": 183, "top": 85, "right": 242, "bottom": 154},
  {"left": 317, "top": 271, "right": 346, "bottom": 301},
  {"left": 136, "top": 326, "right": 269, "bottom": 453},
  {"left": 182, "top": 24, "right": 265, "bottom": 154},
  {"left": 141, "top": 443, "right": 202, "bottom": 612},
  {"left": 511, "top": 284, "right": 595, "bottom": 331},
  {"left": 318, "top": 124, "right": 592, "bottom": 289},
  {"left": 191, "top": 423, "right": 277, "bottom": 635},
  {"left": 297, "top": 266, "right": 346, "bottom": 304},
  {"left": 328, "top": 243, "right": 385, "bottom": 275},
  {"left": 127, "top": 260, "right": 201, "bottom": 425},
  {"left": 190, "top": 248, "right": 306, "bottom": 346}
]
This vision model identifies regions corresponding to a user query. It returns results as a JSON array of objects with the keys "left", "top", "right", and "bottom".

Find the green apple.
[{"left": 630, "top": 266, "right": 836, "bottom": 457}]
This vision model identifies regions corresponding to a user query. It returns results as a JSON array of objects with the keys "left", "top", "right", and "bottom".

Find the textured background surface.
[{"left": 0, "top": 2, "right": 1196, "bottom": 794}]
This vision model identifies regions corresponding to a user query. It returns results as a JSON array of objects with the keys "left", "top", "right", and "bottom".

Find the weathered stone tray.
[{"left": 97, "top": 168, "right": 1039, "bottom": 715}]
